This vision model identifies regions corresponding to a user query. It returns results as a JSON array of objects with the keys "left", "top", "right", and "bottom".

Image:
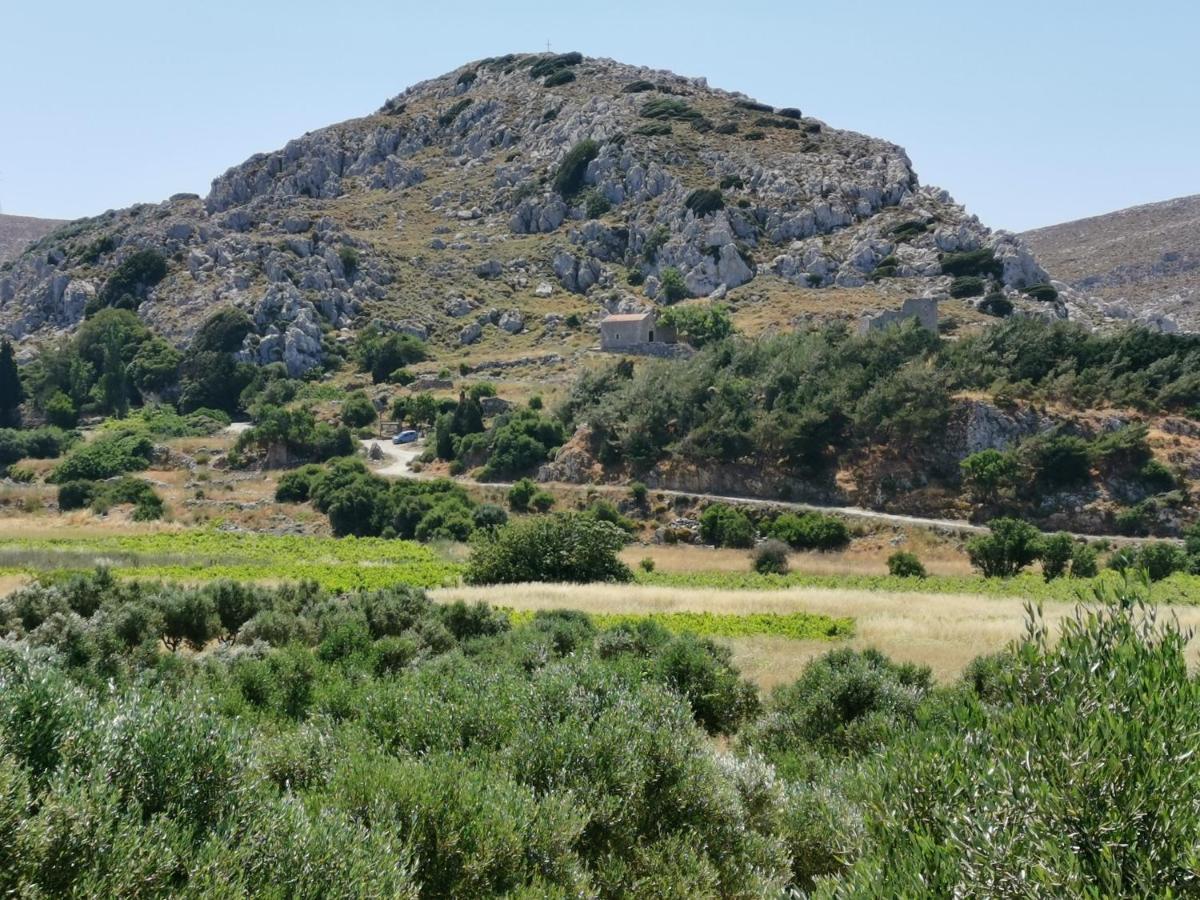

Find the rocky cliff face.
[{"left": 0, "top": 52, "right": 1067, "bottom": 373}]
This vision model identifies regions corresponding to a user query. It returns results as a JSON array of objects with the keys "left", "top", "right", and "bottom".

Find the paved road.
[{"left": 355, "top": 439, "right": 1175, "bottom": 545}]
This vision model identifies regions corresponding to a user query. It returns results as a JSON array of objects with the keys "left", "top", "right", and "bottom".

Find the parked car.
[{"left": 392, "top": 429, "right": 419, "bottom": 444}]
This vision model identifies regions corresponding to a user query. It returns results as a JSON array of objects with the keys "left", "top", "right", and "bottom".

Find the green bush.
[
  {"left": 553, "top": 139, "right": 599, "bottom": 198},
  {"left": 684, "top": 188, "right": 725, "bottom": 217},
  {"left": 543, "top": 69, "right": 575, "bottom": 87},
  {"left": 768, "top": 513, "right": 850, "bottom": 552},
  {"left": 50, "top": 430, "right": 153, "bottom": 483},
  {"left": 887, "top": 551, "right": 926, "bottom": 578},
  {"left": 91, "top": 249, "right": 168, "bottom": 314},
  {"left": 44, "top": 392, "right": 77, "bottom": 428},
  {"left": 1024, "top": 283, "right": 1059, "bottom": 301},
  {"left": 507, "top": 477, "right": 537, "bottom": 512},
  {"left": 437, "top": 98, "right": 472, "bottom": 126},
  {"left": 979, "top": 293, "right": 1013, "bottom": 317},
  {"left": 753, "top": 540, "right": 790, "bottom": 575},
  {"left": 465, "top": 512, "right": 632, "bottom": 584},
  {"left": 529, "top": 490, "right": 556, "bottom": 512},
  {"left": 940, "top": 248, "right": 1002, "bottom": 279},
  {"left": 582, "top": 188, "right": 611, "bottom": 218},
  {"left": 622, "top": 79, "right": 655, "bottom": 93},
  {"left": 340, "top": 391, "right": 377, "bottom": 428},
  {"left": 967, "top": 517, "right": 1043, "bottom": 577},
  {"left": 828, "top": 579, "right": 1200, "bottom": 895},
  {"left": 658, "top": 266, "right": 688, "bottom": 303},
  {"left": 949, "top": 275, "right": 986, "bottom": 298},
  {"left": 639, "top": 98, "right": 701, "bottom": 120},
  {"left": 742, "top": 647, "right": 932, "bottom": 764},
  {"left": 700, "top": 504, "right": 756, "bottom": 549},
  {"left": 1038, "top": 532, "right": 1075, "bottom": 581}
]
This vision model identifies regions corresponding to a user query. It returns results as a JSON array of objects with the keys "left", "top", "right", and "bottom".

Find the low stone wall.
[{"left": 599, "top": 341, "right": 694, "bottom": 359}]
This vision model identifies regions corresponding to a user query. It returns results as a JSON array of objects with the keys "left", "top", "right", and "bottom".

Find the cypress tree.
[{"left": 0, "top": 340, "right": 24, "bottom": 427}]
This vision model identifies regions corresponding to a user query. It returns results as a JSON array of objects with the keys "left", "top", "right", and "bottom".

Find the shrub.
[
  {"left": 543, "top": 69, "right": 576, "bottom": 87},
  {"left": 979, "top": 293, "right": 1014, "bottom": 317},
  {"left": 777, "top": 107, "right": 802, "bottom": 119},
  {"left": 1024, "top": 283, "right": 1059, "bottom": 301},
  {"left": 830, "top": 580, "right": 1200, "bottom": 895},
  {"left": 940, "top": 248, "right": 1002, "bottom": 279},
  {"left": 44, "top": 391, "right": 77, "bottom": 428},
  {"left": 1026, "top": 433, "right": 1092, "bottom": 487},
  {"left": 465, "top": 512, "right": 632, "bottom": 584},
  {"left": 583, "top": 188, "right": 611, "bottom": 219},
  {"left": 528, "top": 51, "right": 582, "bottom": 79},
  {"left": 507, "top": 478, "right": 537, "bottom": 512},
  {"left": 340, "top": 391, "right": 377, "bottom": 428},
  {"left": 1038, "top": 532, "right": 1075, "bottom": 581},
  {"left": 769, "top": 513, "right": 850, "bottom": 551},
  {"left": 56, "top": 480, "right": 96, "bottom": 511},
  {"left": 700, "top": 504, "right": 756, "bottom": 549},
  {"left": 967, "top": 517, "right": 1043, "bottom": 577},
  {"left": 275, "top": 465, "right": 322, "bottom": 503},
  {"left": 190, "top": 307, "right": 255, "bottom": 354},
  {"left": 529, "top": 490, "right": 556, "bottom": 512},
  {"left": 684, "top": 188, "right": 725, "bottom": 217},
  {"left": 658, "top": 303, "right": 733, "bottom": 348},
  {"left": 1070, "top": 542, "right": 1099, "bottom": 578},
  {"left": 949, "top": 275, "right": 986, "bottom": 298},
  {"left": 50, "top": 430, "right": 153, "bottom": 483},
  {"left": 437, "top": 98, "right": 472, "bottom": 126},
  {"left": 629, "top": 481, "right": 648, "bottom": 507},
  {"left": 658, "top": 266, "right": 688, "bottom": 303},
  {"left": 639, "top": 98, "right": 701, "bottom": 120},
  {"left": 92, "top": 249, "right": 168, "bottom": 313},
  {"left": 353, "top": 328, "right": 428, "bottom": 384},
  {"left": 553, "top": 139, "right": 599, "bottom": 198},
  {"left": 753, "top": 540, "right": 790, "bottom": 575},
  {"left": 742, "top": 647, "right": 933, "bottom": 763},
  {"left": 714, "top": 121, "right": 739, "bottom": 135},
  {"left": 960, "top": 449, "right": 1018, "bottom": 505},
  {"left": 887, "top": 551, "right": 926, "bottom": 578},
  {"left": 639, "top": 557, "right": 655, "bottom": 572},
  {"left": 622, "top": 79, "right": 655, "bottom": 93}
]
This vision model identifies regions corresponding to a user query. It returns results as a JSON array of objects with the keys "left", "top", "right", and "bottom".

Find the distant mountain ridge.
[
  {"left": 1022, "top": 194, "right": 1200, "bottom": 331},
  {"left": 0, "top": 214, "right": 66, "bottom": 264}
]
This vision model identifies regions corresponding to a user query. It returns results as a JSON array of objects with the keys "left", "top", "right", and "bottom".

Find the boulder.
[
  {"left": 498, "top": 309, "right": 525, "bottom": 334},
  {"left": 459, "top": 322, "right": 482, "bottom": 345}
]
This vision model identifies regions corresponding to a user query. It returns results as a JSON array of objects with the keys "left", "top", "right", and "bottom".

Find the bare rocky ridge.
[
  {"left": 0, "top": 52, "right": 1066, "bottom": 373},
  {"left": 1023, "top": 194, "right": 1200, "bottom": 332},
  {"left": 0, "top": 214, "right": 66, "bottom": 264}
]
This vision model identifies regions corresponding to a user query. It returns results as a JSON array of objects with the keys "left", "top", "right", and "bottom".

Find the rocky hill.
[
  {"left": 1023, "top": 195, "right": 1200, "bottom": 332},
  {"left": 0, "top": 214, "right": 66, "bottom": 264},
  {"left": 0, "top": 52, "right": 1062, "bottom": 375}
]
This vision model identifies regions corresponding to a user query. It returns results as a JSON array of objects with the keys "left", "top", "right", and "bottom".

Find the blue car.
[{"left": 392, "top": 430, "right": 419, "bottom": 445}]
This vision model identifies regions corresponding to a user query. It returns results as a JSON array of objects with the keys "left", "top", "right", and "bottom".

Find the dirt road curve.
[{"left": 359, "top": 439, "right": 423, "bottom": 477}]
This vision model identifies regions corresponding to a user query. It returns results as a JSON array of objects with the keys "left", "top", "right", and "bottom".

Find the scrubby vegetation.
[
  {"left": 561, "top": 319, "right": 1200, "bottom": 532},
  {"left": 0, "top": 567, "right": 1192, "bottom": 895}
]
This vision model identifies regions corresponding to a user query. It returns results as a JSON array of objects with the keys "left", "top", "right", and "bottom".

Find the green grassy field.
[
  {"left": 0, "top": 529, "right": 461, "bottom": 591},
  {"left": 506, "top": 608, "right": 854, "bottom": 640}
]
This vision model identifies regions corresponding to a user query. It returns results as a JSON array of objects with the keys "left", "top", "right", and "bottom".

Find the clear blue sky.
[{"left": 2, "top": 0, "right": 1196, "bottom": 231}]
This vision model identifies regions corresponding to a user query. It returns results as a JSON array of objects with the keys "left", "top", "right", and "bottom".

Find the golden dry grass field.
[{"left": 434, "top": 581, "right": 1200, "bottom": 689}]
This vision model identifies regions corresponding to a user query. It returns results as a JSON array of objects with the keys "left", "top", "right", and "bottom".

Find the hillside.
[
  {"left": 0, "top": 213, "right": 66, "bottom": 264},
  {"left": 1023, "top": 194, "right": 1200, "bottom": 331},
  {"left": 0, "top": 52, "right": 1057, "bottom": 374}
]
